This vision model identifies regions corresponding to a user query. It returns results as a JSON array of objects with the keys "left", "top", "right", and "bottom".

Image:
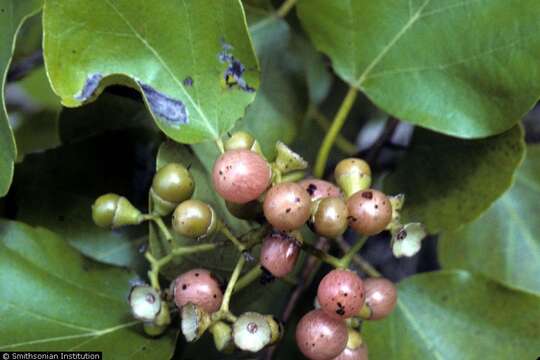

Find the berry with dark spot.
[
  {"left": 317, "top": 269, "right": 365, "bottom": 320},
  {"left": 295, "top": 309, "right": 348, "bottom": 360},
  {"left": 212, "top": 149, "right": 271, "bottom": 204},
  {"left": 260, "top": 232, "right": 300, "bottom": 278},
  {"left": 298, "top": 179, "right": 342, "bottom": 201},
  {"left": 347, "top": 189, "right": 392, "bottom": 236},
  {"left": 173, "top": 269, "right": 223, "bottom": 313},
  {"left": 263, "top": 182, "right": 311, "bottom": 231}
]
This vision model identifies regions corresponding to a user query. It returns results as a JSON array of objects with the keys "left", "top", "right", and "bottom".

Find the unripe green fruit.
[
  {"left": 92, "top": 193, "right": 142, "bottom": 228},
  {"left": 128, "top": 285, "right": 162, "bottom": 322},
  {"left": 312, "top": 197, "right": 349, "bottom": 238},
  {"left": 172, "top": 200, "right": 217, "bottom": 239},
  {"left": 334, "top": 158, "right": 372, "bottom": 199},
  {"left": 225, "top": 131, "right": 256, "bottom": 151},
  {"left": 151, "top": 163, "right": 194, "bottom": 216}
]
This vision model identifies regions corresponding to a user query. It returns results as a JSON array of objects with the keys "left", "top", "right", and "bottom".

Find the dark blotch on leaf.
[
  {"left": 75, "top": 73, "right": 103, "bottom": 101},
  {"left": 138, "top": 81, "right": 189, "bottom": 125},
  {"left": 219, "top": 40, "right": 255, "bottom": 93},
  {"left": 183, "top": 76, "right": 194, "bottom": 87}
]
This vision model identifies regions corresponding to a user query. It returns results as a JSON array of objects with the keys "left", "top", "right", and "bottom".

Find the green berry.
[
  {"left": 312, "top": 197, "right": 349, "bottom": 238},
  {"left": 151, "top": 163, "right": 194, "bottom": 216},
  {"left": 334, "top": 158, "right": 372, "bottom": 199},
  {"left": 172, "top": 200, "right": 216, "bottom": 239},
  {"left": 233, "top": 312, "right": 272, "bottom": 352},
  {"left": 225, "top": 131, "right": 256, "bottom": 151},
  {"left": 92, "top": 193, "right": 142, "bottom": 228}
]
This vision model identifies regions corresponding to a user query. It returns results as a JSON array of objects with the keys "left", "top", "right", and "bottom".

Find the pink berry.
[
  {"left": 298, "top": 179, "right": 342, "bottom": 201},
  {"left": 263, "top": 182, "right": 311, "bottom": 231},
  {"left": 173, "top": 269, "right": 223, "bottom": 313},
  {"left": 317, "top": 269, "right": 365, "bottom": 320},
  {"left": 347, "top": 189, "right": 392, "bottom": 236},
  {"left": 332, "top": 344, "right": 368, "bottom": 360},
  {"left": 212, "top": 149, "right": 271, "bottom": 204},
  {"left": 260, "top": 232, "right": 300, "bottom": 278},
  {"left": 296, "top": 309, "right": 348, "bottom": 360},
  {"left": 364, "top": 277, "right": 397, "bottom": 320}
]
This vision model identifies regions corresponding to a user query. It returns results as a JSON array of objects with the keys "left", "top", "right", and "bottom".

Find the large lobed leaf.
[
  {"left": 43, "top": 0, "right": 259, "bottom": 144},
  {"left": 439, "top": 145, "right": 540, "bottom": 295},
  {"left": 384, "top": 125, "right": 525, "bottom": 233},
  {"left": 0, "top": 220, "right": 176, "bottom": 357},
  {"left": 363, "top": 270, "right": 540, "bottom": 360},
  {"left": 297, "top": 0, "right": 540, "bottom": 138},
  {"left": 0, "top": 0, "right": 43, "bottom": 196}
]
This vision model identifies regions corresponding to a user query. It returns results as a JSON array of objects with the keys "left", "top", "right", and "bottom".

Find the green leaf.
[
  {"left": 0, "top": 219, "right": 177, "bottom": 356},
  {"left": 297, "top": 0, "right": 540, "bottom": 138},
  {"left": 439, "top": 145, "right": 540, "bottom": 295},
  {"left": 363, "top": 271, "right": 540, "bottom": 360},
  {"left": 43, "top": 0, "right": 259, "bottom": 144},
  {"left": 384, "top": 125, "right": 525, "bottom": 233},
  {"left": 0, "top": 0, "right": 42, "bottom": 196},
  {"left": 13, "top": 125, "right": 158, "bottom": 268}
]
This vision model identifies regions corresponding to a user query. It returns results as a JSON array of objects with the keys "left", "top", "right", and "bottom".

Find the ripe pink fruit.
[
  {"left": 260, "top": 232, "right": 300, "bottom": 278},
  {"left": 364, "top": 277, "right": 397, "bottom": 320},
  {"left": 173, "top": 269, "right": 223, "bottom": 313},
  {"left": 347, "top": 189, "right": 392, "bottom": 235},
  {"left": 296, "top": 309, "right": 348, "bottom": 360},
  {"left": 212, "top": 149, "right": 271, "bottom": 204},
  {"left": 263, "top": 182, "right": 311, "bottom": 231},
  {"left": 298, "top": 179, "right": 342, "bottom": 201},
  {"left": 317, "top": 269, "right": 365, "bottom": 320}
]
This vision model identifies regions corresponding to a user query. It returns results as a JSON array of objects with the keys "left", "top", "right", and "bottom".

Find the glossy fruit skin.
[
  {"left": 172, "top": 200, "right": 215, "bottom": 238},
  {"left": 334, "top": 158, "right": 372, "bottom": 198},
  {"left": 173, "top": 269, "right": 223, "bottom": 313},
  {"left": 263, "top": 182, "right": 311, "bottom": 231},
  {"left": 332, "top": 344, "right": 368, "bottom": 360},
  {"left": 212, "top": 149, "right": 271, "bottom": 204},
  {"left": 363, "top": 277, "right": 397, "bottom": 320},
  {"left": 260, "top": 232, "right": 300, "bottom": 278},
  {"left": 298, "top": 179, "right": 342, "bottom": 202},
  {"left": 152, "top": 163, "right": 194, "bottom": 203},
  {"left": 92, "top": 193, "right": 142, "bottom": 228},
  {"left": 317, "top": 269, "right": 365, "bottom": 320},
  {"left": 313, "top": 197, "right": 349, "bottom": 238},
  {"left": 296, "top": 309, "right": 348, "bottom": 360},
  {"left": 347, "top": 189, "right": 392, "bottom": 236},
  {"left": 224, "top": 131, "right": 255, "bottom": 151}
]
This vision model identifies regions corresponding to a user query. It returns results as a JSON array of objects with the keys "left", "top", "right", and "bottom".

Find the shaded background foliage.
[{"left": 0, "top": 0, "right": 539, "bottom": 359}]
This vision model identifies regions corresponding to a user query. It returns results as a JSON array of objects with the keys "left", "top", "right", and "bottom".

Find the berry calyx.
[
  {"left": 317, "top": 269, "right": 365, "bottom": 320},
  {"left": 210, "top": 321, "right": 235, "bottom": 353},
  {"left": 181, "top": 302, "right": 212, "bottom": 342},
  {"left": 295, "top": 309, "right": 348, "bottom": 360},
  {"left": 92, "top": 193, "right": 143, "bottom": 228},
  {"left": 274, "top": 141, "right": 308, "bottom": 174},
  {"left": 212, "top": 149, "right": 271, "bottom": 204},
  {"left": 298, "top": 179, "right": 342, "bottom": 202},
  {"left": 332, "top": 329, "right": 368, "bottom": 360},
  {"left": 260, "top": 232, "right": 301, "bottom": 278},
  {"left": 347, "top": 189, "right": 392, "bottom": 236},
  {"left": 233, "top": 312, "right": 272, "bottom": 352},
  {"left": 172, "top": 200, "right": 216, "bottom": 239},
  {"left": 150, "top": 163, "right": 194, "bottom": 216},
  {"left": 361, "top": 277, "right": 397, "bottom": 320},
  {"left": 173, "top": 268, "right": 223, "bottom": 313},
  {"left": 334, "top": 158, "right": 372, "bottom": 198},
  {"left": 263, "top": 182, "right": 311, "bottom": 231},
  {"left": 312, "top": 197, "right": 349, "bottom": 238}
]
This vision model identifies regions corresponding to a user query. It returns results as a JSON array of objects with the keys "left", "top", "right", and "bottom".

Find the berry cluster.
[{"left": 92, "top": 131, "right": 420, "bottom": 359}]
